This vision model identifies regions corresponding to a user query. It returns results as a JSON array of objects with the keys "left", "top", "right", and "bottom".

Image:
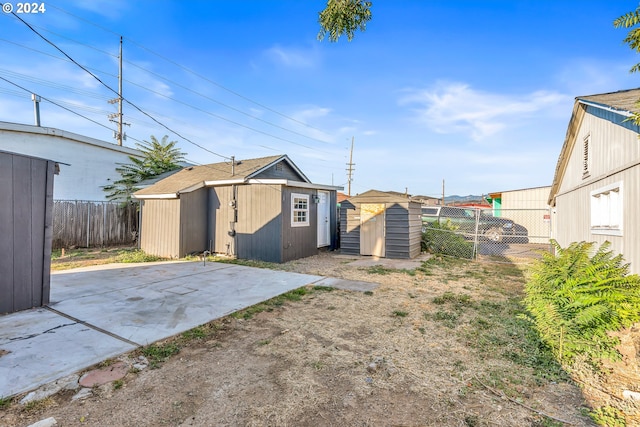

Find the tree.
[
  {"left": 614, "top": 6, "right": 640, "bottom": 124},
  {"left": 103, "top": 135, "right": 185, "bottom": 204},
  {"left": 317, "top": 0, "right": 372, "bottom": 42}
]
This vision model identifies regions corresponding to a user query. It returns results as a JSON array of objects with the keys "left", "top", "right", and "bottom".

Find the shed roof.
[
  {"left": 346, "top": 189, "right": 416, "bottom": 204},
  {"left": 134, "top": 155, "right": 309, "bottom": 197}
]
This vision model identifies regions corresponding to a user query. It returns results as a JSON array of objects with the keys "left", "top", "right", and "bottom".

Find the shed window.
[
  {"left": 590, "top": 182, "right": 622, "bottom": 236},
  {"left": 291, "top": 193, "right": 309, "bottom": 227}
]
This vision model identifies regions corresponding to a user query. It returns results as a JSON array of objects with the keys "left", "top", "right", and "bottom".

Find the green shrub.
[
  {"left": 524, "top": 240, "right": 640, "bottom": 365},
  {"left": 422, "top": 221, "right": 475, "bottom": 259}
]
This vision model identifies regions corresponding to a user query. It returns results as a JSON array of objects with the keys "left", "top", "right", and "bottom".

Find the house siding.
[
  {"left": 554, "top": 167, "right": 640, "bottom": 273},
  {"left": 208, "top": 186, "right": 235, "bottom": 255},
  {"left": 253, "top": 161, "right": 304, "bottom": 181},
  {"left": 498, "top": 187, "right": 551, "bottom": 244},
  {"left": 552, "top": 104, "right": 640, "bottom": 274},
  {"left": 0, "top": 122, "right": 142, "bottom": 201},
  {"left": 0, "top": 151, "right": 55, "bottom": 314},
  {"left": 235, "top": 185, "right": 283, "bottom": 263},
  {"left": 339, "top": 201, "right": 360, "bottom": 255},
  {"left": 140, "top": 199, "right": 181, "bottom": 258},
  {"left": 281, "top": 187, "right": 317, "bottom": 262},
  {"left": 179, "top": 189, "right": 208, "bottom": 256}
]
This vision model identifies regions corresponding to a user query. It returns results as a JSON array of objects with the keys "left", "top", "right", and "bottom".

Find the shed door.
[
  {"left": 360, "top": 203, "right": 385, "bottom": 257},
  {"left": 317, "top": 191, "right": 330, "bottom": 247}
]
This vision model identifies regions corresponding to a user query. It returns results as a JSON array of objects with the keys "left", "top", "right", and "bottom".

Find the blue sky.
[{"left": 1, "top": 1, "right": 639, "bottom": 197}]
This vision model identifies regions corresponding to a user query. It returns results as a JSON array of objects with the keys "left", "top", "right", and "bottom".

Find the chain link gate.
[{"left": 421, "top": 206, "right": 552, "bottom": 261}]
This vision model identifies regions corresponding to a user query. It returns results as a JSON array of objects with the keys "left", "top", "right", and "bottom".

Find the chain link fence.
[
  {"left": 421, "top": 206, "right": 552, "bottom": 261},
  {"left": 52, "top": 200, "right": 139, "bottom": 249}
]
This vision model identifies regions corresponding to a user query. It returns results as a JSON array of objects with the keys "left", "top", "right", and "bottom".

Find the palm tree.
[{"left": 103, "top": 135, "right": 185, "bottom": 204}]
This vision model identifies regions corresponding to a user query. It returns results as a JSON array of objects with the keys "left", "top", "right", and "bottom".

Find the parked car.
[{"left": 421, "top": 206, "right": 528, "bottom": 243}]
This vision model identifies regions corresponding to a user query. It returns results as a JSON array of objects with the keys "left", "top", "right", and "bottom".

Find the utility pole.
[
  {"left": 346, "top": 136, "right": 355, "bottom": 196},
  {"left": 108, "top": 36, "right": 129, "bottom": 145},
  {"left": 442, "top": 179, "right": 445, "bottom": 206}
]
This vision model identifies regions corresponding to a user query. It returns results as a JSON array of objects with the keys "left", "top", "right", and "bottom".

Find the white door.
[{"left": 317, "top": 191, "right": 331, "bottom": 247}]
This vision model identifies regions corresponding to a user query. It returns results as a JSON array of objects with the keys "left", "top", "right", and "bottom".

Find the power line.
[
  {"left": 1, "top": 34, "right": 332, "bottom": 155},
  {"left": 0, "top": 76, "right": 116, "bottom": 132},
  {"left": 7, "top": 10, "right": 231, "bottom": 160},
  {"left": 44, "top": 2, "right": 329, "bottom": 135}
]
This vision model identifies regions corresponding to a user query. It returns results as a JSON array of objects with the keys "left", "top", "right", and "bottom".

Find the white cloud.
[
  {"left": 263, "top": 45, "right": 318, "bottom": 68},
  {"left": 399, "top": 82, "right": 568, "bottom": 141},
  {"left": 68, "top": 0, "right": 130, "bottom": 20}
]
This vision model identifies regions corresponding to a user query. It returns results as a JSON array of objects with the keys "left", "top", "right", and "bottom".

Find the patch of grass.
[
  {"left": 231, "top": 287, "right": 322, "bottom": 320},
  {"left": 116, "top": 249, "right": 162, "bottom": 263},
  {"left": 312, "top": 361, "right": 324, "bottom": 370},
  {"left": 212, "top": 257, "right": 285, "bottom": 270},
  {"left": 363, "top": 265, "right": 394, "bottom": 275},
  {"left": 312, "top": 285, "right": 334, "bottom": 292},
  {"left": 181, "top": 326, "right": 207, "bottom": 340},
  {"left": 0, "top": 396, "right": 11, "bottom": 409},
  {"left": 22, "top": 397, "right": 54, "bottom": 413},
  {"left": 392, "top": 310, "right": 409, "bottom": 317},
  {"left": 364, "top": 290, "right": 374, "bottom": 296},
  {"left": 426, "top": 309, "right": 459, "bottom": 328},
  {"left": 141, "top": 342, "right": 180, "bottom": 369},
  {"left": 588, "top": 406, "right": 626, "bottom": 427},
  {"left": 257, "top": 339, "right": 271, "bottom": 346},
  {"left": 432, "top": 292, "right": 474, "bottom": 308},
  {"left": 113, "top": 379, "right": 124, "bottom": 390}
]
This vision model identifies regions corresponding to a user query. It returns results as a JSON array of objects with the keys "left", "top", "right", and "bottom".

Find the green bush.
[
  {"left": 524, "top": 240, "right": 640, "bottom": 365},
  {"left": 422, "top": 221, "right": 475, "bottom": 259}
]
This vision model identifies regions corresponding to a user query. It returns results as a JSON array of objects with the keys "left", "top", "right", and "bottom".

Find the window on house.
[
  {"left": 582, "top": 134, "right": 591, "bottom": 178},
  {"left": 291, "top": 193, "right": 309, "bottom": 227},
  {"left": 590, "top": 182, "right": 623, "bottom": 236}
]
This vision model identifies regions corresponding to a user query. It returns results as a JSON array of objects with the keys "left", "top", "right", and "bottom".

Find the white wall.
[{"left": 0, "top": 122, "right": 142, "bottom": 201}]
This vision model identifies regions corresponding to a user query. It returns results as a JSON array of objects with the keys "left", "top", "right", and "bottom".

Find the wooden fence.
[{"left": 52, "top": 200, "right": 139, "bottom": 249}]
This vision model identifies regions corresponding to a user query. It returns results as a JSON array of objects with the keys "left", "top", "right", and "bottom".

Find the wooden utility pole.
[
  {"left": 442, "top": 179, "right": 445, "bottom": 206},
  {"left": 108, "top": 36, "right": 128, "bottom": 145},
  {"left": 346, "top": 137, "right": 355, "bottom": 196}
]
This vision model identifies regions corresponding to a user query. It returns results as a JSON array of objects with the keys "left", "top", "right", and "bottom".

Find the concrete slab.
[
  {"left": 0, "top": 260, "right": 379, "bottom": 398},
  {"left": 50, "top": 262, "right": 324, "bottom": 346},
  {"left": 0, "top": 308, "right": 135, "bottom": 397}
]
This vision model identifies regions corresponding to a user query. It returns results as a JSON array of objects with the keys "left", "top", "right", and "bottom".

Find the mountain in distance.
[{"left": 444, "top": 195, "right": 487, "bottom": 204}]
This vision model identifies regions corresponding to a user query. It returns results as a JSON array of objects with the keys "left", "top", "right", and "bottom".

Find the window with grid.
[
  {"left": 590, "top": 182, "right": 623, "bottom": 236},
  {"left": 291, "top": 193, "right": 309, "bottom": 227}
]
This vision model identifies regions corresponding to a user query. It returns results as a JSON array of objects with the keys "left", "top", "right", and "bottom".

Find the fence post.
[{"left": 86, "top": 202, "right": 91, "bottom": 248}]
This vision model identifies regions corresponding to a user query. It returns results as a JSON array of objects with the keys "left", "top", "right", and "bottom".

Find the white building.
[
  {"left": 549, "top": 89, "right": 640, "bottom": 274},
  {"left": 0, "top": 121, "right": 142, "bottom": 201}
]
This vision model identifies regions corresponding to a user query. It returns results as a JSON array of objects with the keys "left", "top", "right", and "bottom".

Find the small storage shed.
[
  {"left": 0, "top": 150, "right": 58, "bottom": 314},
  {"left": 340, "top": 189, "right": 422, "bottom": 259},
  {"left": 134, "top": 155, "right": 342, "bottom": 263}
]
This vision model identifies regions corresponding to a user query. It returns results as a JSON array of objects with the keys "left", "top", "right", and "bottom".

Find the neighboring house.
[
  {"left": 486, "top": 186, "right": 552, "bottom": 244},
  {"left": 548, "top": 88, "right": 640, "bottom": 274},
  {"left": 340, "top": 189, "right": 422, "bottom": 259},
  {"left": 134, "top": 155, "right": 342, "bottom": 262},
  {"left": 411, "top": 194, "right": 440, "bottom": 206},
  {"left": 0, "top": 150, "right": 58, "bottom": 314},
  {"left": 0, "top": 121, "right": 143, "bottom": 201}
]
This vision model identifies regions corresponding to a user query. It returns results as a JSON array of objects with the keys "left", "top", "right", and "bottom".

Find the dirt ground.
[{"left": 0, "top": 251, "right": 619, "bottom": 426}]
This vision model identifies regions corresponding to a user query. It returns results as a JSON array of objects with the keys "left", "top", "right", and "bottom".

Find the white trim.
[
  {"left": 578, "top": 100, "right": 634, "bottom": 118},
  {"left": 246, "top": 179, "right": 343, "bottom": 191},
  {"left": 590, "top": 181, "right": 623, "bottom": 236},
  {"left": 133, "top": 193, "right": 178, "bottom": 200},
  {"left": 291, "top": 193, "right": 310, "bottom": 227},
  {"left": 203, "top": 178, "right": 247, "bottom": 186},
  {"left": 0, "top": 121, "right": 143, "bottom": 156}
]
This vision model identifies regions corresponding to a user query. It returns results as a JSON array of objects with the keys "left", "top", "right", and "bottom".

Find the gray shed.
[
  {"left": 134, "top": 155, "right": 342, "bottom": 263},
  {"left": 0, "top": 150, "right": 58, "bottom": 314},
  {"left": 340, "top": 189, "right": 422, "bottom": 259}
]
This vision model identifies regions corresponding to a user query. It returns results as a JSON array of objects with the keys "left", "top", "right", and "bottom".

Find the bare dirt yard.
[{"left": 0, "top": 250, "right": 616, "bottom": 426}]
